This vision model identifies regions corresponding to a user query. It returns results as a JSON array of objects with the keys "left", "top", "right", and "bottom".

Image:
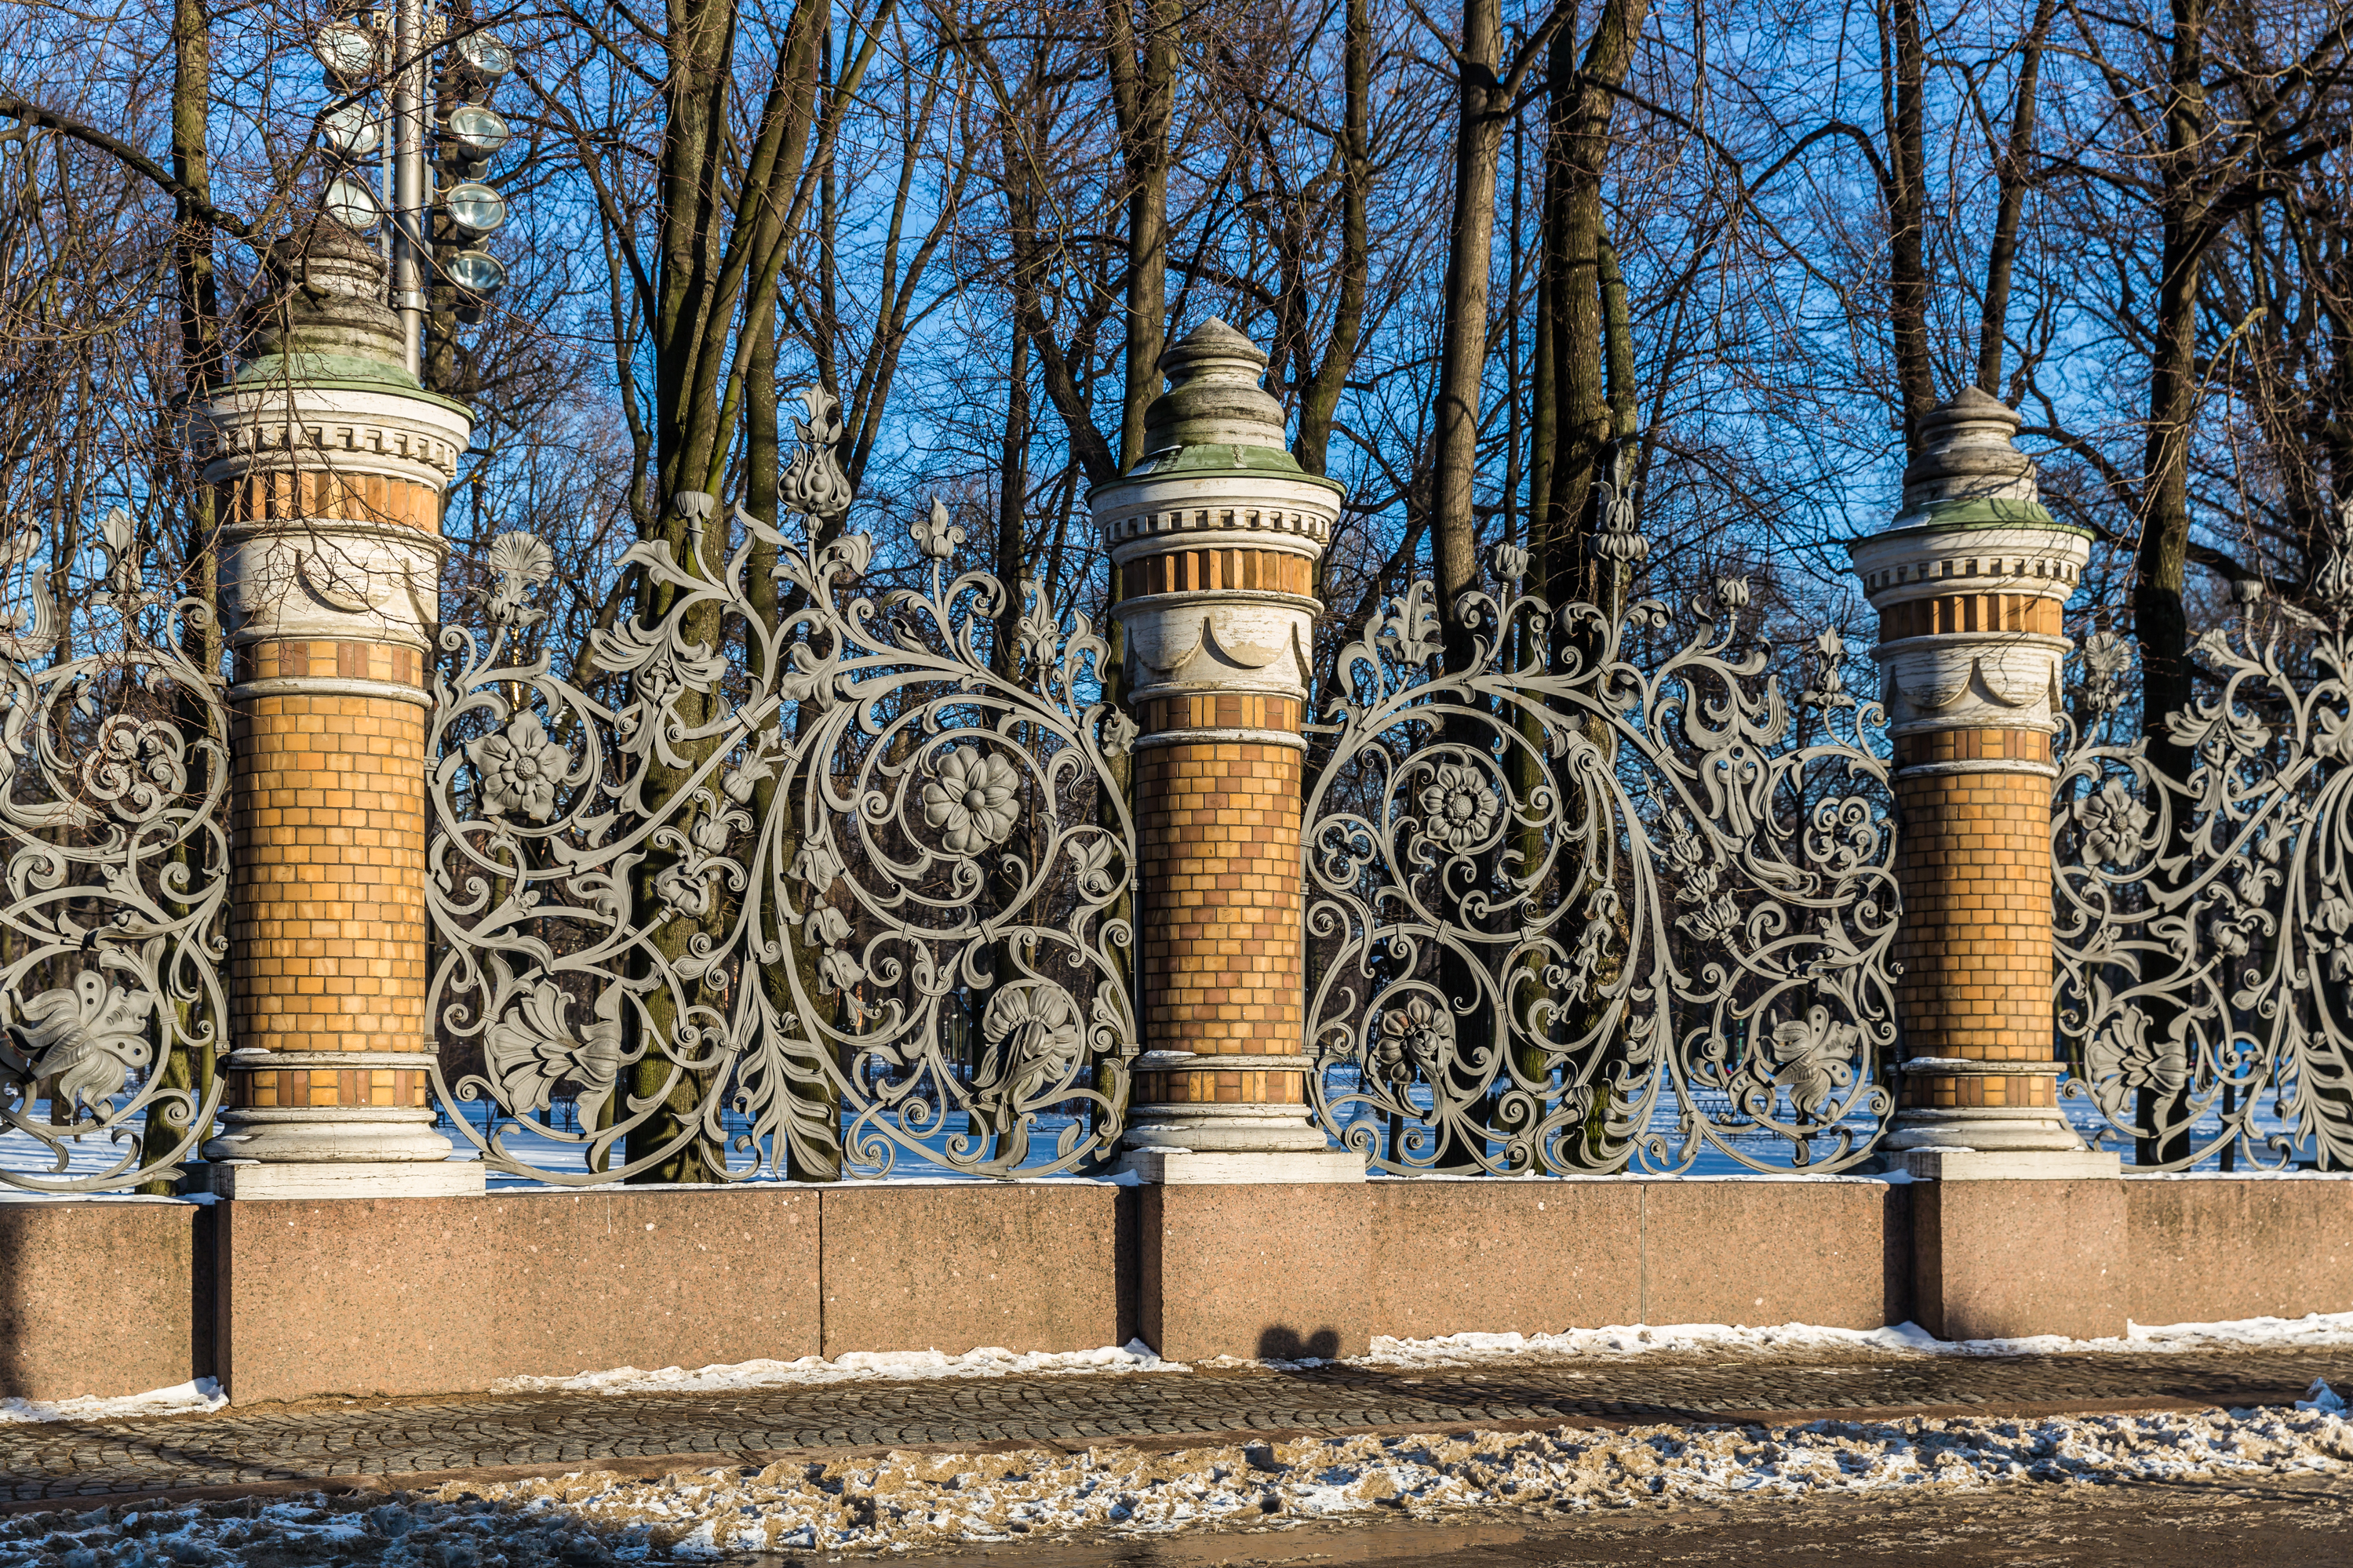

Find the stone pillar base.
[
  {"left": 1886, "top": 1104, "right": 2088, "bottom": 1153},
  {"left": 202, "top": 1106, "right": 464, "bottom": 1164},
  {"left": 1912, "top": 1175, "right": 2125, "bottom": 1339},
  {"left": 1117, "top": 1148, "right": 1366, "bottom": 1184},
  {"left": 1119, "top": 1087, "right": 1365, "bottom": 1184},
  {"left": 202, "top": 1159, "right": 486, "bottom": 1200},
  {"left": 1903, "top": 1148, "right": 2121, "bottom": 1181}
]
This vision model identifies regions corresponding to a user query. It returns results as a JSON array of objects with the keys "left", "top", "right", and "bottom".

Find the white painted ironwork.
[
  {"left": 1303, "top": 529, "right": 1902, "bottom": 1173},
  {"left": 2054, "top": 510, "right": 2353, "bottom": 1169},
  {"left": 0, "top": 511, "right": 231, "bottom": 1191},
  {"left": 425, "top": 394, "right": 1138, "bottom": 1181}
]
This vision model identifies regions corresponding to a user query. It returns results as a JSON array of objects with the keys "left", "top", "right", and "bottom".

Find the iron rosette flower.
[
  {"left": 468, "top": 711, "right": 571, "bottom": 824},
  {"left": 1415, "top": 759, "right": 1504, "bottom": 855},
  {"left": 921, "top": 744, "right": 1022, "bottom": 858},
  {"left": 2075, "top": 777, "right": 2154, "bottom": 867}
]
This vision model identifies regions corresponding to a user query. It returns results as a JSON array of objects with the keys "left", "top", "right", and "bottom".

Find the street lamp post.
[
  {"left": 390, "top": 0, "right": 427, "bottom": 377},
  {"left": 311, "top": 0, "right": 515, "bottom": 373}
]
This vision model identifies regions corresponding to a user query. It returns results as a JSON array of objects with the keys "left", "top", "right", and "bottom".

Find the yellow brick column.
[
  {"left": 1094, "top": 322, "right": 1360, "bottom": 1183},
  {"left": 1849, "top": 388, "right": 2116, "bottom": 1180},
  {"left": 195, "top": 221, "right": 482, "bottom": 1199}
]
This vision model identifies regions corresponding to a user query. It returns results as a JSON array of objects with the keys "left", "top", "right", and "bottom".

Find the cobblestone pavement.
[{"left": 6, "top": 1349, "right": 2352, "bottom": 1505}]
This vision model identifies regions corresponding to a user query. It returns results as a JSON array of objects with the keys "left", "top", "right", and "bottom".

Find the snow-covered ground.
[
  {"left": 5, "top": 1395, "right": 2353, "bottom": 1563},
  {"left": 486, "top": 1341, "right": 1180, "bottom": 1396},
  {"left": 1350, "top": 1309, "right": 2353, "bottom": 1366},
  {"left": 0, "top": 1379, "right": 224, "bottom": 1426}
]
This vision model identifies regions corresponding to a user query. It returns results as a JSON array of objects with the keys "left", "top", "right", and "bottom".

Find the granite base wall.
[
  {"left": 1140, "top": 1177, "right": 1911, "bottom": 1362},
  {"left": 2122, "top": 1173, "right": 2353, "bottom": 1326},
  {"left": 213, "top": 1187, "right": 821, "bottom": 1404},
  {"left": 5, "top": 1172, "right": 2350, "bottom": 1405},
  {"left": 1911, "top": 1177, "right": 2126, "bottom": 1341},
  {"left": 0, "top": 1195, "right": 206, "bottom": 1402},
  {"left": 211, "top": 1181, "right": 1132, "bottom": 1404}
]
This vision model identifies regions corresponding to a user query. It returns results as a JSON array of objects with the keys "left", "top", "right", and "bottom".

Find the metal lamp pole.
[{"left": 388, "top": 0, "right": 428, "bottom": 378}]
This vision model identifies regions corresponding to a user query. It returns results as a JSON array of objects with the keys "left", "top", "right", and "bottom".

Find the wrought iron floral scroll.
[
  {"left": 1303, "top": 526, "right": 1901, "bottom": 1174},
  {"left": 2054, "top": 522, "right": 2353, "bottom": 1170},
  {"left": 0, "top": 509, "right": 230, "bottom": 1192},
  {"left": 426, "top": 391, "right": 1138, "bottom": 1183}
]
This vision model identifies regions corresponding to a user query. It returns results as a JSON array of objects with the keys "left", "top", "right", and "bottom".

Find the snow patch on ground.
[
  {"left": 0, "top": 1378, "right": 225, "bottom": 1425},
  {"left": 486, "top": 1340, "right": 1184, "bottom": 1395},
  {"left": 7, "top": 1399, "right": 2353, "bottom": 1563},
  {"left": 1354, "top": 1311, "right": 2353, "bottom": 1368},
  {"left": 450, "top": 1309, "right": 2353, "bottom": 1403}
]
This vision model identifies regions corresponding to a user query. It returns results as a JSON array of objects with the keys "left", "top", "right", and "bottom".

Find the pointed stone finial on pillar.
[
  {"left": 1092, "top": 320, "right": 1360, "bottom": 1183},
  {"left": 1849, "top": 388, "right": 2114, "bottom": 1180},
  {"left": 195, "top": 220, "right": 480, "bottom": 1199}
]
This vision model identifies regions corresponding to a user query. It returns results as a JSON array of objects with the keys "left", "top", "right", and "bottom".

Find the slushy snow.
[
  {"left": 1355, "top": 1309, "right": 2353, "bottom": 1366},
  {"left": 5, "top": 1398, "right": 2352, "bottom": 1563}
]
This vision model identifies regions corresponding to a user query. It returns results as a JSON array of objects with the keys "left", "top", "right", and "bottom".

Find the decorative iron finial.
[
  {"left": 1590, "top": 446, "right": 1649, "bottom": 567},
  {"left": 782, "top": 386, "right": 853, "bottom": 518}
]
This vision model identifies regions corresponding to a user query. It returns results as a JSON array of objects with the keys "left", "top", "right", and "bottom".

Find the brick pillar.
[
  {"left": 1849, "top": 388, "right": 2115, "bottom": 1181},
  {"left": 1094, "top": 321, "right": 1360, "bottom": 1183},
  {"left": 195, "top": 222, "right": 482, "bottom": 1199}
]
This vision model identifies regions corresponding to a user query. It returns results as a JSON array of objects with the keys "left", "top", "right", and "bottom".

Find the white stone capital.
[
  {"left": 200, "top": 384, "right": 474, "bottom": 490},
  {"left": 1114, "top": 594, "right": 1317, "bottom": 706},
  {"left": 1097, "top": 471, "right": 1342, "bottom": 569},
  {"left": 220, "top": 519, "right": 446, "bottom": 652}
]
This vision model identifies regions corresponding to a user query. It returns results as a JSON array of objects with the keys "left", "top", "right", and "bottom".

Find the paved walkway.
[{"left": 5, "top": 1348, "right": 2350, "bottom": 1505}]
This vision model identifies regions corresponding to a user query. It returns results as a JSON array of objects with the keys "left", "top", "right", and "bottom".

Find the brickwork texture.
[
  {"left": 1891, "top": 759, "right": 2056, "bottom": 1110},
  {"left": 1135, "top": 741, "right": 1306, "bottom": 1090},
  {"left": 228, "top": 682, "right": 432, "bottom": 1106}
]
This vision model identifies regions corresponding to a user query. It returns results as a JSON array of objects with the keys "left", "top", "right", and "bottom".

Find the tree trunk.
[
  {"left": 140, "top": 0, "right": 220, "bottom": 1195},
  {"left": 1429, "top": 0, "right": 1507, "bottom": 631},
  {"left": 1976, "top": 0, "right": 2056, "bottom": 395},
  {"left": 1537, "top": 0, "right": 1650, "bottom": 613},
  {"left": 2131, "top": 0, "right": 2209, "bottom": 1168},
  {"left": 1105, "top": 0, "right": 1181, "bottom": 471},
  {"left": 1291, "top": 0, "right": 1371, "bottom": 480},
  {"left": 1886, "top": 0, "right": 1936, "bottom": 452}
]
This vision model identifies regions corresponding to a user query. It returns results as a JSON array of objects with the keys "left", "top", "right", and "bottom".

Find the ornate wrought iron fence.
[
  {"left": 425, "top": 395, "right": 1138, "bottom": 1182},
  {"left": 1301, "top": 522, "right": 1902, "bottom": 1175},
  {"left": 0, "top": 511, "right": 230, "bottom": 1193},
  {"left": 2054, "top": 577, "right": 2353, "bottom": 1170}
]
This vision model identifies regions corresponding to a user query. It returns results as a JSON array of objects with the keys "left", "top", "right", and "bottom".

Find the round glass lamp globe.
[
  {"left": 322, "top": 103, "right": 379, "bottom": 158},
  {"left": 311, "top": 22, "right": 378, "bottom": 79},
  {"left": 323, "top": 176, "right": 381, "bottom": 231},
  {"left": 454, "top": 32, "right": 515, "bottom": 77},
  {"left": 443, "top": 249, "right": 508, "bottom": 295},
  {"left": 446, "top": 104, "right": 511, "bottom": 158},
  {"left": 444, "top": 181, "right": 507, "bottom": 235}
]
